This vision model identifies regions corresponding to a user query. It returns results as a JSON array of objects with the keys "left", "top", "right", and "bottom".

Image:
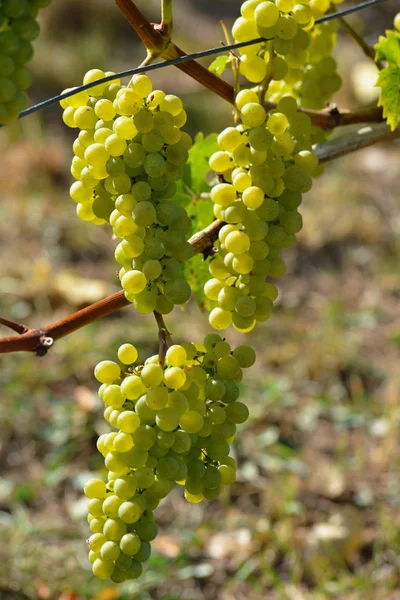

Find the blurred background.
[{"left": 1, "top": 0, "right": 400, "bottom": 598}]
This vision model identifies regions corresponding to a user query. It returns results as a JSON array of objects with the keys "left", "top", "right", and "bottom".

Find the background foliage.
[{"left": 1, "top": 0, "right": 400, "bottom": 598}]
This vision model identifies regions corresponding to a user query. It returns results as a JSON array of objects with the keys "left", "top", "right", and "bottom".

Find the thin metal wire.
[{"left": 10, "top": 0, "right": 391, "bottom": 122}]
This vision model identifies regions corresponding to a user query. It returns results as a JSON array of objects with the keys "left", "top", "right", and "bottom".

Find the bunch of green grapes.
[
  {"left": 0, "top": 0, "right": 51, "bottom": 124},
  {"left": 205, "top": 91, "right": 319, "bottom": 332},
  {"left": 265, "top": 20, "right": 342, "bottom": 110},
  {"left": 84, "top": 335, "right": 255, "bottom": 582},
  {"left": 61, "top": 71, "right": 194, "bottom": 314},
  {"left": 232, "top": 0, "right": 342, "bottom": 111}
]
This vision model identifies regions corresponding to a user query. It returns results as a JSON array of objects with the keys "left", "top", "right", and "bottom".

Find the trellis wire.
[{"left": 9, "top": 0, "right": 391, "bottom": 122}]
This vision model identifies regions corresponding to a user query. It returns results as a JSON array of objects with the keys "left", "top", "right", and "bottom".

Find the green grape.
[
  {"left": 101, "top": 540, "right": 120, "bottom": 561},
  {"left": 103, "top": 518, "right": 127, "bottom": 541},
  {"left": 94, "top": 361, "right": 121, "bottom": 384},
  {"left": 164, "top": 278, "right": 191, "bottom": 305},
  {"left": 118, "top": 500, "right": 143, "bottom": 524},
  {"left": 92, "top": 558, "right": 115, "bottom": 580},
  {"left": 114, "top": 476, "right": 137, "bottom": 500},
  {"left": 135, "top": 518, "right": 158, "bottom": 542},
  {"left": 120, "top": 532, "right": 141, "bottom": 556},
  {"left": 226, "top": 402, "right": 250, "bottom": 424},
  {"left": 209, "top": 308, "right": 233, "bottom": 331},
  {"left": 179, "top": 410, "right": 204, "bottom": 434},
  {"left": 235, "top": 296, "right": 256, "bottom": 317},
  {"left": 267, "top": 112, "right": 289, "bottom": 135},
  {"left": 156, "top": 406, "right": 180, "bottom": 431},
  {"left": 254, "top": 1, "right": 280, "bottom": 28},
  {"left": 84, "top": 478, "right": 107, "bottom": 499},
  {"left": 165, "top": 345, "right": 187, "bottom": 367},
  {"left": 134, "top": 541, "right": 152, "bottom": 562}
]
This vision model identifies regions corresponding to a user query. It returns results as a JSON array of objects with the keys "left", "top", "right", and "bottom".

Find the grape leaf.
[
  {"left": 209, "top": 55, "right": 230, "bottom": 76},
  {"left": 374, "top": 30, "right": 400, "bottom": 131},
  {"left": 375, "top": 30, "right": 400, "bottom": 64},
  {"left": 175, "top": 133, "right": 219, "bottom": 309},
  {"left": 185, "top": 132, "right": 219, "bottom": 196},
  {"left": 376, "top": 65, "right": 400, "bottom": 131}
]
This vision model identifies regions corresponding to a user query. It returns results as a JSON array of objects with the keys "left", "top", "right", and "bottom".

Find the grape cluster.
[
  {"left": 84, "top": 335, "right": 255, "bottom": 582},
  {"left": 232, "top": 0, "right": 342, "bottom": 110},
  {"left": 205, "top": 92, "right": 319, "bottom": 332},
  {"left": 61, "top": 71, "right": 194, "bottom": 314},
  {"left": 0, "top": 0, "right": 51, "bottom": 124},
  {"left": 266, "top": 20, "right": 342, "bottom": 110}
]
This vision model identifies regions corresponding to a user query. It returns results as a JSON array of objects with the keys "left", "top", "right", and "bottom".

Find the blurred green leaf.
[
  {"left": 375, "top": 30, "right": 400, "bottom": 130},
  {"left": 13, "top": 484, "right": 36, "bottom": 504},
  {"left": 375, "top": 30, "right": 400, "bottom": 64},
  {"left": 175, "top": 133, "right": 219, "bottom": 309}
]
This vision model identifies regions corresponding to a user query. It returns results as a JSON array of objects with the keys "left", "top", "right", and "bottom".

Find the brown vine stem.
[{"left": 116, "top": 0, "right": 166, "bottom": 54}]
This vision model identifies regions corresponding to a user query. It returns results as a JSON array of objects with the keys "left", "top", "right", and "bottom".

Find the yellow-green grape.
[
  {"left": 165, "top": 345, "right": 187, "bottom": 367},
  {"left": 117, "top": 343, "right": 138, "bottom": 365},
  {"left": 94, "top": 361, "right": 121, "bottom": 384},
  {"left": 84, "top": 478, "right": 107, "bottom": 499}
]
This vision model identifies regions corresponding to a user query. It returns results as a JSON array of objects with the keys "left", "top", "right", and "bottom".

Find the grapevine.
[{"left": 0, "top": 0, "right": 399, "bottom": 589}]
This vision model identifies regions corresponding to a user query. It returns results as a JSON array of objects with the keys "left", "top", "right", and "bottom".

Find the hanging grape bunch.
[
  {"left": 85, "top": 337, "right": 255, "bottom": 582},
  {"left": 61, "top": 71, "right": 194, "bottom": 315},
  {"left": 0, "top": 0, "right": 53, "bottom": 124}
]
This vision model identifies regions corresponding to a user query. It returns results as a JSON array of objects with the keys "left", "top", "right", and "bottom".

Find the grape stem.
[
  {"left": 153, "top": 311, "right": 172, "bottom": 366},
  {"left": 160, "top": 0, "right": 173, "bottom": 38},
  {"left": 0, "top": 124, "right": 398, "bottom": 356},
  {"left": 258, "top": 41, "right": 274, "bottom": 103}
]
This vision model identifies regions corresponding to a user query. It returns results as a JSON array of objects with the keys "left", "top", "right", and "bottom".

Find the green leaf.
[
  {"left": 376, "top": 64, "right": 400, "bottom": 131},
  {"left": 187, "top": 132, "right": 219, "bottom": 196},
  {"left": 375, "top": 30, "right": 400, "bottom": 64},
  {"left": 208, "top": 55, "right": 230, "bottom": 76},
  {"left": 374, "top": 30, "right": 400, "bottom": 130},
  {"left": 185, "top": 253, "right": 213, "bottom": 311},
  {"left": 175, "top": 133, "right": 219, "bottom": 309}
]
